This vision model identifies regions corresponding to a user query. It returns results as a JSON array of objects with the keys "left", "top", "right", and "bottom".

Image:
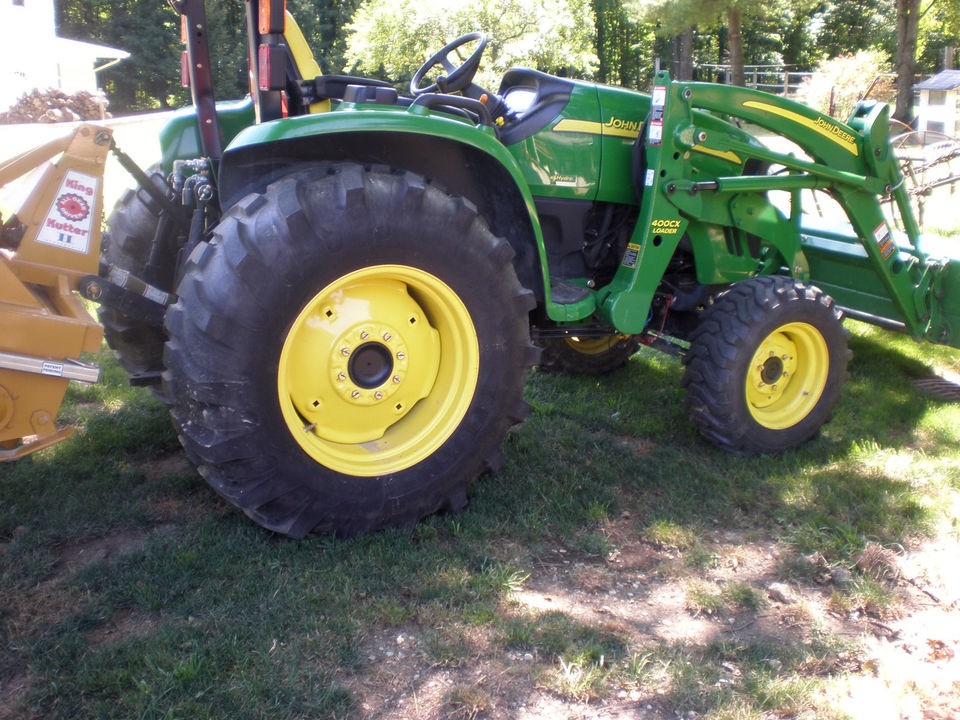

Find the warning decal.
[
  {"left": 648, "top": 85, "right": 666, "bottom": 146},
  {"left": 622, "top": 243, "right": 641, "bottom": 268},
  {"left": 872, "top": 222, "right": 896, "bottom": 260},
  {"left": 36, "top": 170, "right": 98, "bottom": 255}
]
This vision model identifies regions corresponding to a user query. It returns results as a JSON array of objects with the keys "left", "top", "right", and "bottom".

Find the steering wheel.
[{"left": 410, "top": 33, "right": 487, "bottom": 96}]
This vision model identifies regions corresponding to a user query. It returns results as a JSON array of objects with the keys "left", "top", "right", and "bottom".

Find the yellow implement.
[{"left": 0, "top": 125, "right": 110, "bottom": 460}]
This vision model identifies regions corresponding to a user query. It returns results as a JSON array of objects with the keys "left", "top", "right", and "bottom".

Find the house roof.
[
  {"left": 54, "top": 37, "right": 129, "bottom": 62},
  {"left": 915, "top": 69, "right": 960, "bottom": 91}
]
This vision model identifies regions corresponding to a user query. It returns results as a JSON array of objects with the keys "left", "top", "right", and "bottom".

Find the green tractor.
[{"left": 78, "top": 1, "right": 960, "bottom": 535}]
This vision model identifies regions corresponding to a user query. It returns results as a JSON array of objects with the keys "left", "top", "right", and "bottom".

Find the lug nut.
[{"left": 351, "top": 390, "right": 361, "bottom": 399}]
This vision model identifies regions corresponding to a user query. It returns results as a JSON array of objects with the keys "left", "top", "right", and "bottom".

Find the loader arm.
[{"left": 601, "top": 72, "right": 953, "bottom": 345}]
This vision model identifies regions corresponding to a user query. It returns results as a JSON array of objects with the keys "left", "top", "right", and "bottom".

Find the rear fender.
[
  {"left": 158, "top": 98, "right": 257, "bottom": 174},
  {"left": 217, "top": 111, "right": 551, "bottom": 305}
]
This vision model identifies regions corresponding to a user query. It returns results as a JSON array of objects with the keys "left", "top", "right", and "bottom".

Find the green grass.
[{"left": 2, "top": 319, "right": 960, "bottom": 718}]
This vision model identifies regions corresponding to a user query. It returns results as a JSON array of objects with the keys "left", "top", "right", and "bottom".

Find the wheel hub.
[
  {"left": 329, "top": 321, "right": 411, "bottom": 408},
  {"left": 348, "top": 342, "right": 394, "bottom": 389},
  {"left": 759, "top": 355, "right": 785, "bottom": 385}
]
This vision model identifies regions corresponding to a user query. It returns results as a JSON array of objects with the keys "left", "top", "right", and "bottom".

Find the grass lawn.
[
  {"left": 1, "top": 118, "right": 959, "bottom": 719},
  {"left": 2, "top": 316, "right": 959, "bottom": 719}
]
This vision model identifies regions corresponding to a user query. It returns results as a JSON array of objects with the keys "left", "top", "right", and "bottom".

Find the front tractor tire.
[
  {"left": 681, "top": 276, "right": 850, "bottom": 454},
  {"left": 163, "top": 164, "right": 538, "bottom": 537}
]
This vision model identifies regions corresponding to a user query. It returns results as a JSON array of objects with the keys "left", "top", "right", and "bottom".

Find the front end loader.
[{"left": 2, "top": 0, "right": 959, "bottom": 536}]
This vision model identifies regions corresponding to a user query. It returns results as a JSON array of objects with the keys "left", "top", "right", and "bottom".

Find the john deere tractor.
[{"left": 3, "top": 0, "right": 959, "bottom": 536}]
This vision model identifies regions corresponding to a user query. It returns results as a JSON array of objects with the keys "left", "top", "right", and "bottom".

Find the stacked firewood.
[{"left": 0, "top": 89, "right": 110, "bottom": 124}]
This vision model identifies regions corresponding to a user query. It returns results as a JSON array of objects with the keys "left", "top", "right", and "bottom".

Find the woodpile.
[{"left": 0, "top": 89, "right": 110, "bottom": 124}]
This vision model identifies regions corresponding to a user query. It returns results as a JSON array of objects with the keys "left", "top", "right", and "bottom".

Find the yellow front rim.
[
  {"left": 278, "top": 265, "right": 479, "bottom": 476},
  {"left": 564, "top": 335, "right": 630, "bottom": 356},
  {"left": 745, "top": 322, "right": 829, "bottom": 430}
]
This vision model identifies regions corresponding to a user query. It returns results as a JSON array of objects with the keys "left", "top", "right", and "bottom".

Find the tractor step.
[{"left": 550, "top": 277, "right": 591, "bottom": 304}]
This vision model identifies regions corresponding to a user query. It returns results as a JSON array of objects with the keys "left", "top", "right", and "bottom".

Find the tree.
[
  {"left": 58, "top": 0, "right": 185, "bottom": 111},
  {"left": 891, "top": 0, "right": 959, "bottom": 123},
  {"left": 894, "top": 0, "right": 921, "bottom": 122},
  {"left": 288, "top": 0, "right": 364, "bottom": 74},
  {"left": 726, "top": 6, "right": 744, "bottom": 85},
  {"left": 344, "top": 0, "right": 597, "bottom": 88},
  {"left": 57, "top": 0, "right": 245, "bottom": 112},
  {"left": 796, "top": 49, "right": 893, "bottom": 118},
  {"left": 634, "top": 0, "right": 761, "bottom": 85},
  {"left": 778, "top": 0, "right": 821, "bottom": 69},
  {"left": 815, "top": 0, "right": 894, "bottom": 60}
]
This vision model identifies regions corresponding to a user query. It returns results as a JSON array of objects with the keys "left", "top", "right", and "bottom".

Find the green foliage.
[
  {"left": 344, "top": 0, "right": 598, "bottom": 87},
  {"left": 815, "top": 0, "right": 896, "bottom": 62},
  {"left": 288, "top": 0, "right": 364, "bottom": 74},
  {"left": 50, "top": 0, "right": 960, "bottom": 115},
  {"left": 57, "top": 0, "right": 186, "bottom": 111},
  {"left": 592, "top": 0, "right": 654, "bottom": 87},
  {"left": 794, "top": 49, "right": 894, "bottom": 119}
]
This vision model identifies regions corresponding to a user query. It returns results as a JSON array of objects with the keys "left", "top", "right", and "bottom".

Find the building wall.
[
  {"left": 0, "top": 0, "right": 59, "bottom": 108},
  {"left": 917, "top": 89, "right": 960, "bottom": 137}
]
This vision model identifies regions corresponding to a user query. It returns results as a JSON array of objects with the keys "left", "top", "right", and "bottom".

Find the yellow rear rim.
[
  {"left": 278, "top": 265, "right": 479, "bottom": 476},
  {"left": 745, "top": 321, "right": 829, "bottom": 430}
]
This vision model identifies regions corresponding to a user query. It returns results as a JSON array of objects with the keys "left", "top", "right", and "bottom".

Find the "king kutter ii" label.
[{"left": 36, "top": 170, "right": 98, "bottom": 254}]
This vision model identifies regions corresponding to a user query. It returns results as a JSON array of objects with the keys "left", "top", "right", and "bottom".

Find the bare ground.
[{"left": 338, "top": 517, "right": 960, "bottom": 719}]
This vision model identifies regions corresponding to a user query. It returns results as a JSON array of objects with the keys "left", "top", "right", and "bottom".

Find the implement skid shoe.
[{"left": 0, "top": 124, "right": 110, "bottom": 460}]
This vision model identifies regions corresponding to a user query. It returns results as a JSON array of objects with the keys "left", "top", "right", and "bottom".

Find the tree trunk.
[
  {"left": 894, "top": 0, "right": 920, "bottom": 124},
  {"left": 727, "top": 8, "right": 745, "bottom": 87},
  {"left": 675, "top": 27, "right": 694, "bottom": 81}
]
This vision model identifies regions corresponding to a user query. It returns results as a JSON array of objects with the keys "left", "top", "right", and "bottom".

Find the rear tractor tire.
[
  {"left": 163, "top": 163, "right": 538, "bottom": 537},
  {"left": 681, "top": 276, "right": 850, "bottom": 454},
  {"left": 98, "top": 166, "right": 175, "bottom": 387}
]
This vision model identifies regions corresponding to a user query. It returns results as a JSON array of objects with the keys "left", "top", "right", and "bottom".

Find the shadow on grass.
[{"left": 1, "top": 325, "right": 957, "bottom": 718}]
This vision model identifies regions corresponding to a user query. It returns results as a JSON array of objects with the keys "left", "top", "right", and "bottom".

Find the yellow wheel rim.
[
  {"left": 564, "top": 335, "right": 630, "bottom": 355},
  {"left": 745, "top": 321, "right": 829, "bottom": 430},
  {"left": 278, "top": 265, "right": 479, "bottom": 476}
]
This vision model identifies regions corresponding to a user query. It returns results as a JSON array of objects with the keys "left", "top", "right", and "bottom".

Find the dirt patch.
[
  {"left": 0, "top": 672, "right": 31, "bottom": 720},
  {"left": 0, "top": 521, "right": 179, "bottom": 718},
  {"left": 3, "top": 526, "right": 170, "bottom": 651},
  {"left": 339, "top": 517, "right": 960, "bottom": 719},
  {"left": 84, "top": 608, "right": 161, "bottom": 648},
  {"left": 140, "top": 452, "right": 194, "bottom": 483},
  {"left": 55, "top": 528, "right": 156, "bottom": 575}
]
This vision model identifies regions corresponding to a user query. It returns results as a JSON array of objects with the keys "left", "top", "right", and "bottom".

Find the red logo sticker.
[{"left": 57, "top": 193, "right": 90, "bottom": 222}]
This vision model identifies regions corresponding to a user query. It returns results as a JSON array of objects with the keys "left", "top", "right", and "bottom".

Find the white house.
[
  {"left": 914, "top": 70, "right": 960, "bottom": 137},
  {"left": 0, "top": 0, "right": 128, "bottom": 110}
]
